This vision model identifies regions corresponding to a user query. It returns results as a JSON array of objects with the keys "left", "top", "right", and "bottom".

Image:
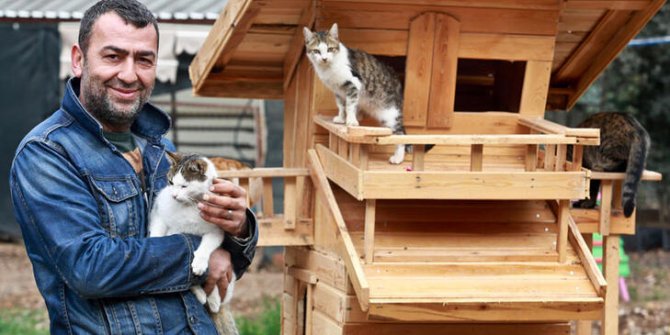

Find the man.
[{"left": 9, "top": 0, "right": 258, "bottom": 333}]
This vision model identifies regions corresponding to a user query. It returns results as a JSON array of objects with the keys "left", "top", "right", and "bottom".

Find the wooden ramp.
[{"left": 309, "top": 149, "right": 606, "bottom": 323}]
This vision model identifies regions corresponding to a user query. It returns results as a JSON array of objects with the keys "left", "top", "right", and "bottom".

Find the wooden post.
[
  {"left": 364, "top": 199, "right": 376, "bottom": 263},
  {"left": 525, "top": 144, "right": 538, "bottom": 171},
  {"left": 262, "top": 177, "right": 274, "bottom": 217},
  {"left": 544, "top": 144, "right": 556, "bottom": 171},
  {"left": 470, "top": 144, "right": 483, "bottom": 171},
  {"left": 426, "top": 14, "right": 460, "bottom": 129},
  {"left": 555, "top": 144, "right": 567, "bottom": 171},
  {"left": 599, "top": 180, "right": 613, "bottom": 235},
  {"left": 519, "top": 60, "right": 552, "bottom": 117},
  {"left": 557, "top": 200, "right": 570, "bottom": 263},
  {"left": 329, "top": 133, "right": 337, "bottom": 152},
  {"left": 338, "top": 137, "right": 349, "bottom": 159},
  {"left": 350, "top": 143, "right": 361, "bottom": 166},
  {"left": 602, "top": 235, "right": 621, "bottom": 335},
  {"left": 576, "top": 233, "right": 594, "bottom": 335},
  {"left": 412, "top": 144, "right": 426, "bottom": 171},
  {"left": 360, "top": 144, "right": 369, "bottom": 170},
  {"left": 285, "top": 176, "right": 297, "bottom": 230},
  {"left": 572, "top": 145, "right": 584, "bottom": 171}
]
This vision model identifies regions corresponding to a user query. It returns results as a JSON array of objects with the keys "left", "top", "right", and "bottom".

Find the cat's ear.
[
  {"left": 165, "top": 151, "right": 182, "bottom": 166},
  {"left": 303, "top": 26, "right": 314, "bottom": 42},
  {"left": 328, "top": 23, "right": 339, "bottom": 40}
]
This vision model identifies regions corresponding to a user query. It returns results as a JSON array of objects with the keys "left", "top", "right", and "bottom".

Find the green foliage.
[
  {"left": 0, "top": 309, "right": 49, "bottom": 335},
  {"left": 236, "top": 297, "right": 281, "bottom": 335}
]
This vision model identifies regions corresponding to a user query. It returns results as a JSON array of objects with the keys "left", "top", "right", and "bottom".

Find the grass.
[
  {"left": 0, "top": 309, "right": 49, "bottom": 335},
  {"left": 236, "top": 297, "right": 281, "bottom": 335},
  {"left": 0, "top": 297, "right": 282, "bottom": 335}
]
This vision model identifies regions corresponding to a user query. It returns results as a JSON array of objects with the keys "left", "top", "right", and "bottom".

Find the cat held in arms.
[
  {"left": 572, "top": 112, "right": 650, "bottom": 217},
  {"left": 149, "top": 152, "right": 242, "bottom": 335},
  {"left": 303, "top": 23, "right": 407, "bottom": 164}
]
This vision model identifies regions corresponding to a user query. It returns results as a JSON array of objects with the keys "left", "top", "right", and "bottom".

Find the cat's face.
[
  {"left": 303, "top": 23, "right": 341, "bottom": 66},
  {"left": 166, "top": 152, "right": 216, "bottom": 203}
]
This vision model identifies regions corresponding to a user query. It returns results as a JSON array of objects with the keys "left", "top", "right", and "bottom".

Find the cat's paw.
[
  {"left": 345, "top": 119, "right": 359, "bottom": 127},
  {"left": 191, "top": 286, "right": 207, "bottom": 304},
  {"left": 207, "top": 292, "right": 222, "bottom": 313},
  {"left": 333, "top": 115, "right": 345, "bottom": 124},
  {"left": 191, "top": 255, "right": 209, "bottom": 276},
  {"left": 388, "top": 152, "right": 404, "bottom": 164}
]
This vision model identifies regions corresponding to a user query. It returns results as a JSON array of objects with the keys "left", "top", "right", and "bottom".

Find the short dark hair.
[{"left": 78, "top": 0, "right": 159, "bottom": 54}]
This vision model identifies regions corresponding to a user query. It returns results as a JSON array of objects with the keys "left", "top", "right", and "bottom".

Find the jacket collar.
[{"left": 61, "top": 77, "right": 171, "bottom": 144}]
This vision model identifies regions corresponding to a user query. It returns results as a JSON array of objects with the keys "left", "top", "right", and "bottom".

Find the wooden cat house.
[{"left": 189, "top": 1, "right": 664, "bottom": 335}]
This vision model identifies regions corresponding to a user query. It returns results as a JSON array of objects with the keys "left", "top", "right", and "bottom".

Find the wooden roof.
[{"left": 189, "top": 0, "right": 665, "bottom": 110}]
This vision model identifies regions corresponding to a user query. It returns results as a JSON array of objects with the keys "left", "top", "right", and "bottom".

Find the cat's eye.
[
  {"left": 310, "top": 49, "right": 320, "bottom": 54},
  {"left": 181, "top": 184, "right": 188, "bottom": 189},
  {"left": 168, "top": 179, "right": 173, "bottom": 185},
  {"left": 328, "top": 47, "right": 337, "bottom": 53}
]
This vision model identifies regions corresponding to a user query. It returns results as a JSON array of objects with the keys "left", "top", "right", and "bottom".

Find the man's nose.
[{"left": 117, "top": 59, "right": 139, "bottom": 84}]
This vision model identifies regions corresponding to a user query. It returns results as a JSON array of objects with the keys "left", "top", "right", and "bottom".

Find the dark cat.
[{"left": 572, "top": 112, "right": 650, "bottom": 217}]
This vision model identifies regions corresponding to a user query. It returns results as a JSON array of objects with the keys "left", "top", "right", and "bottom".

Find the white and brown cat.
[{"left": 149, "top": 152, "right": 239, "bottom": 335}]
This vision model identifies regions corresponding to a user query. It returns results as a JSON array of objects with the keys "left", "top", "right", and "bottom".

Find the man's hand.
[
  {"left": 198, "top": 178, "right": 248, "bottom": 237},
  {"left": 203, "top": 248, "right": 234, "bottom": 297}
]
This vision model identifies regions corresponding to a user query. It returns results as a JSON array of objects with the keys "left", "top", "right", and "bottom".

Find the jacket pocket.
[{"left": 88, "top": 175, "right": 140, "bottom": 238}]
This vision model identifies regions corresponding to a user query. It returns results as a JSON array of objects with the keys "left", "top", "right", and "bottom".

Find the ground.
[{"left": 0, "top": 242, "right": 668, "bottom": 333}]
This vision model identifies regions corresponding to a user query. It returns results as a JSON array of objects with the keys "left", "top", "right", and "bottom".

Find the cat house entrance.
[{"left": 455, "top": 59, "right": 526, "bottom": 113}]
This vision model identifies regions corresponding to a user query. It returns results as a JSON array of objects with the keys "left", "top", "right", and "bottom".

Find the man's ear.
[{"left": 71, "top": 44, "right": 84, "bottom": 78}]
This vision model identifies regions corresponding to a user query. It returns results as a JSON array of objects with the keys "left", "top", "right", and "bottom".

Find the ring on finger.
[{"left": 225, "top": 209, "right": 233, "bottom": 220}]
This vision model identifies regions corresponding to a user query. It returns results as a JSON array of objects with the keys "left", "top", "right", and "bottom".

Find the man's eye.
[{"left": 105, "top": 54, "right": 119, "bottom": 60}]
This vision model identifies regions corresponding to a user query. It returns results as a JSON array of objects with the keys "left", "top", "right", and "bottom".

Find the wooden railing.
[{"left": 217, "top": 167, "right": 313, "bottom": 246}]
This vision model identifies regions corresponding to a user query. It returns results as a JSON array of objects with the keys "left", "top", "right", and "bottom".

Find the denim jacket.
[{"left": 9, "top": 78, "right": 258, "bottom": 334}]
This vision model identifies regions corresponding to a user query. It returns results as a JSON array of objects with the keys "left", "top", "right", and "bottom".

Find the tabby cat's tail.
[
  {"left": 211, "top": 305, "right": 239, "bottom": 335},
  {"left": 622, "top": 119, "right": 650, "bottom": 217}
]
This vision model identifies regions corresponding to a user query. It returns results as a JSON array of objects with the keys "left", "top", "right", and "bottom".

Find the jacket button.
[{"left": 189, "top": 316, "right": 196, "bottom": 323}]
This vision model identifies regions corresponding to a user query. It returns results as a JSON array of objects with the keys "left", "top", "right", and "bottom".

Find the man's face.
[{"left": 73, "top": 12, "right": 157, "bottom": 131}]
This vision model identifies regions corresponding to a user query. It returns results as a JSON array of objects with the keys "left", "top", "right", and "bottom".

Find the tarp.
[{"left": 0, "top": 22, "right": 61, "bottom": 240}]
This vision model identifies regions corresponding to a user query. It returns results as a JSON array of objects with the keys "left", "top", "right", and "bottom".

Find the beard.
[{"left": 80, "top": 63, "right": 153, "bottom": 128}]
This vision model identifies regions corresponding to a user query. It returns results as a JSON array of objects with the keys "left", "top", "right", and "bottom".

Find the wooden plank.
[
  {"left": 526, "top": 144, "right": 538, "bottom": 171},
  {"left": 564, "top": 1, "right": 651, "bottom": 10},
  {"left": 312, "top": 311, "right": 343, "bottom": 335},
  {"left": 340, "top": 28, "right": 409, "bottom": 56},
  {"left": 568, "top": 215, "right": 608, "bottom": 297},
  {"left": 403, "top": 13, "right": 436, "bottom": 127},
  {"left": 412, "top": 145, "right": 425, "bottom": 171},
  {"left": 308, "top": 149, "right": 370, "bottom": 311},
  {"left": 470, "top": 144, "right": 483, "bottom": 171},
  {"left": 257, "top": 216, "right": 313, "bottom": 246},
  {"left": 283, "top": 2, "right": 316, "bottom": 90},
  {"left": 284, "top": 177, "right": 297, "bottom": 230},
  {"left": 557, "top": 200, "right": 570, "bottom": 262},
  {"left": 217, "top": 167, "right": 309, "bottom": 178},
  {"left": 320, "top": 5, "right": 559, "bottom": 35},
  {"left": 373, "top": 134, "right": 578, "bottom": 145},
  {"left": 599, "top": 180, "right": 613, "bottom": 235},
  {"left": 189, "top": 0, "right": 253, "bottom": 93},
  {"left": 602, "top": 235, "right": 621, "bottom": 335},
  {"left": 312, "top": 281, "right": 366, "bottom": 325},
  {"left": 364, "top": 199, "right": 376, "bottom": 263},
  {"left": 286, "top": 247, "right": 354, "bottom": 293},
  {"left": 316, "top": 144, "right": 363, "bottom": 200},
  {"left": 195, "top": 81, "right": 283, "bottom": 99},
  {"left": 518, "top": 116, "right": 600, "bottom": 137},
  {"left": 572, "top": 208, "right": 635, "bottom": 235},
  {"left": 591, "top": 169, "right": 662, "bottom": 181},
  {"left": 324, "top": 0, "right": 562, "bottom": 10},
  {"left": 519, "top": 60, "right": 553, "bottom": 117},
  {"left": 343, "top": 323, "right": 572, "bottom": 335},
  {"left": 576, "top": 321, "right": 594, "bottom": 335},
  {"left": 261, "top": 178, "right": 274, "bottom": 216},
  {"left": 367, "top": 300, "right": 602, "bottom": 322},
  {"left": 427, "top": 14, "right": 459, "bottom": 129},
  {"left": 459, "top": 34, "right": 556, "bottom": 61},
  {"left": 361, "top": 171, "right": 588, "bottom": 200},
  {"left": 288, "top": 266, "right": 318, "bottom": 284}
]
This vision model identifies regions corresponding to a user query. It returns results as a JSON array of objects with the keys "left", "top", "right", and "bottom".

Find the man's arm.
[{"left": 10, "top": 141, "right": 205, "bottom": 299}]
